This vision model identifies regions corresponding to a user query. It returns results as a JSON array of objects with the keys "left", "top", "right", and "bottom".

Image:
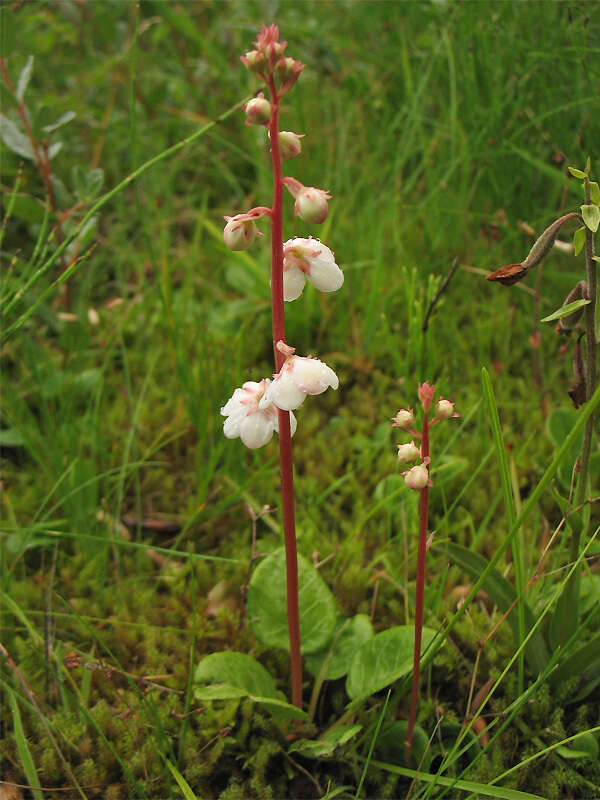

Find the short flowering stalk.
[{"left": 394, "top": 383, "right": 458, "bottom": 761}]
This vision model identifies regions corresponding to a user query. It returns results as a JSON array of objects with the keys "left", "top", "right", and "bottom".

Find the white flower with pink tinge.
[
  {"left": 259, "top": 342, "right": 339, "bottom": 411},
  {"left": 282, "top": 237, "right": 344, "bottom": 302},
  {"left": 221, "top": 379, "right": 297, "bottom": 449}
]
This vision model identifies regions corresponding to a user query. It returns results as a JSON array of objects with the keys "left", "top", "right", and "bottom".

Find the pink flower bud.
[
  {"left": 403, "top": 463, "right": 431, "bottom": 491},
  {"left": 278, "top": 131, "right": 304, "bottom": 160},
  {"left": 397, "top": 441, "right": 420, "bottom": 464},
  {"left": 296, "top": 188, "right": 330, "bottom": 224},
  {"left": 241, "top": 50, "right": 266, "bottom": 73},
  {"left": 418, "top": 382, "right": 435, "bottom": 413},
  {"left": 222, "top": 208, "right": 268, "bottom": 251},
  {"left": 275, "top": 57, "right": 304, "bottom": 94},
  {"left": 435, "top": 398, "right": 457, "bottom": 419},
  {"left": 282, "top": 178, "right": 331, "bottom": 225},
  {"left": 392, "top": 409, "right": 415, "bottom": 430},
  {"left": 244, "top": 93, "right": 271, "bottom": 126},
  {"left": 223, "top": 217, "right": 258, "bottom": 251}
]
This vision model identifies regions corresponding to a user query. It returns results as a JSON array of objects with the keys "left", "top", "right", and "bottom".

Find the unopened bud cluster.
[{"left": 392, "top": 382, "right": 458, "bottom": 492}]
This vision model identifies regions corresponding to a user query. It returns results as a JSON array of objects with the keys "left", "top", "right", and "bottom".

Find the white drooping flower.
[
  {"left": 397, "top": 441, "right": 420, "bottom": 464},
  {"left": 282, "top": 237, "right": 344, "bottom": 301},
  {"left": 221, "top": 379, "right": 296, "bottom": 449},
  {"left": 259, "top": 344, "right": 339, "bottom": 411},
  {"left": 403, "top": 459, "right": 433, "bottom": 491}
]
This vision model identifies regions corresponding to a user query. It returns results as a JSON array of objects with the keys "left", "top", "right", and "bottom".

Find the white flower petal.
[
  {"left": 288, "top": 356, "right": 339, "bottom": 395},
  {"left": 267, "top": 372, "right": 307, "bottom": 410},
  {"left": 273, "top": 409, "right": 298, "bottom": 437},
  {"left": 283, "top": 266, "right": 307, "bottom": 301},
  {"left": 305, "top": 245, "right": 344, "bottom": 293},
  {"left": 289, "top": 410, "right": 297, "bottom": 437},
  {"left": 220, "top": 387, "right": 246, "bottom": 416},
  {"left": 239, "top": 412, "right": 275, "bottom": 449},
  {"left": 223, "top": 414, "right": 242, "bottom": 439}
]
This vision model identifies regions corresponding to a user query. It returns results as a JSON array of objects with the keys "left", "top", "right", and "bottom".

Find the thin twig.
[{"left": 422, "top": 257, "right": 460, "bottom": 332}]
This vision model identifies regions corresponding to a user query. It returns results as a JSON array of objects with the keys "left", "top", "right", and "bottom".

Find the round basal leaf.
[
  {"left": 194, "top": 683, "right": 247, "bottom": 701},
  {"left": 289, "top": 724, "right": 362, "bottom": 759},
  {"left": 247, "top": 548, "right": 337, "bottom": 654},
  {"left": 377, "top": 721, "right": 431, "bottom": 771},
  {"left": 556, "top": 732, "right": 598, "bottom": 760},
  {"left": 346, "top": 625, "right": 436, "bottom": 701},
  {"left": 306, "top": 614, "right": 374, "bottom": 680},
  {"left": 194, "top": 651, "right": 277, "bottom": 699}
]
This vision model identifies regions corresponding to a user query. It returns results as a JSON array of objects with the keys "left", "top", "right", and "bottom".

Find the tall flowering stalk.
[
  {"left": 393, "top": 385, "right": 458, "bottom": 758},
  {"left": 220, "top": 26, "right": 343, "bottom": 709}
]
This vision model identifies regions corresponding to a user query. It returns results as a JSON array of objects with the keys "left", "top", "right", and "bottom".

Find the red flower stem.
[
  {"left": 267, "top": 76, "right": 303, "bottom": 709},
  {"left": 405, "top": 411, "right": 430, "bottom": 760}
]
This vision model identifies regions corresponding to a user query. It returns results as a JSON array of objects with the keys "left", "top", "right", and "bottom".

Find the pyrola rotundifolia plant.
[
  {"left": 220, "top": 25, "right": 343, "bottom": 709},
  {"left": 393, "top": 383, "right": 458, "bottom": 758}
]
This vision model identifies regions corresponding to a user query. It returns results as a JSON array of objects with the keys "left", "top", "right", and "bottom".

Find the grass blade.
[{"left": 7, "top": 686, "right": 44, "bottom": 800}]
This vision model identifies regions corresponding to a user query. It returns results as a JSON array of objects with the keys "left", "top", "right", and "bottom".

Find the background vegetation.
[{"left": 1, "top": 1, "right": 599, "bottom": 797}]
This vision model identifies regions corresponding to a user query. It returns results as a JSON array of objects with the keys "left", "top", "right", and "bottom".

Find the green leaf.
[
  {"left": 288, "top": 724, "right": 362, "bottom": 759},
  {"left": 5, "top": 194, "right": 46, "bottom": 224},
  {"left": 573, "top": 226, "right": 586, "bottom": 256},
  {"left": 0, "top": 113, "right": 35, "bottom": 159},
  {"left": 556, "top": 732, "right": 598, "bottom": 761},
  {"left": 48, "top": 141, "right": 63, "bottom": 160},
  {"left": 306, "top": 615, "right": 374, "bottom": 681},
  {"left": 193, "top": 650, "right": 310, "bottom": 719},
  {"left": 371, "top": 759, "right": 544, "bottom": 799},
  {"left": 165, "top": 759, "right": 200, "bottom": 800},
  {"left": 548, "top": 633, "right": 600, "bottom": 692},
  {"left": 377, "top": 721, "right": 432, "bottom": 771},
  {"left": 540, "top": 298, "right": 590, "bottom": 323},
  {"left": 247, "top": 548, "right": 337, "bottom": 654},
  {"left": 42, "top": 111, "right": 76, "bottom": 133},
  {"left": 16, "top": 55, "right": 34, "bottom": 102},
  {"left": 568, "top": 167, "right": 587, "bottom": 179},
  {"left": 581, "top": 204, "right": 600, "bottom": 233},
  {"left": 589, "top": 181, "right": 600, "bottom": 206},
  {"left": 51, "top": 175, "right": 71, "bottom": 208},
  {"left": 546, "top": 407, "right": 582, "bottom": 488},
  {"left": 346, "top": 625, "right": 436, "bottom": 701},
  {"left": 549, "top": 570, "right": 581, "bottom": 651},
  {"left": 445, "top": 542, "right": 550, "bottom": 674},
  {"left": 0, "top": 427, "right": 25, "bottom": 447},
  {"left": 8, "top": 687, "right": 43, "bottom": 800},
  {"left": 194, "top": 651, "right": 277, "bottom": 698},
  {"left": 86, "top": 168, "right": 104, "bottom": 199}
]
